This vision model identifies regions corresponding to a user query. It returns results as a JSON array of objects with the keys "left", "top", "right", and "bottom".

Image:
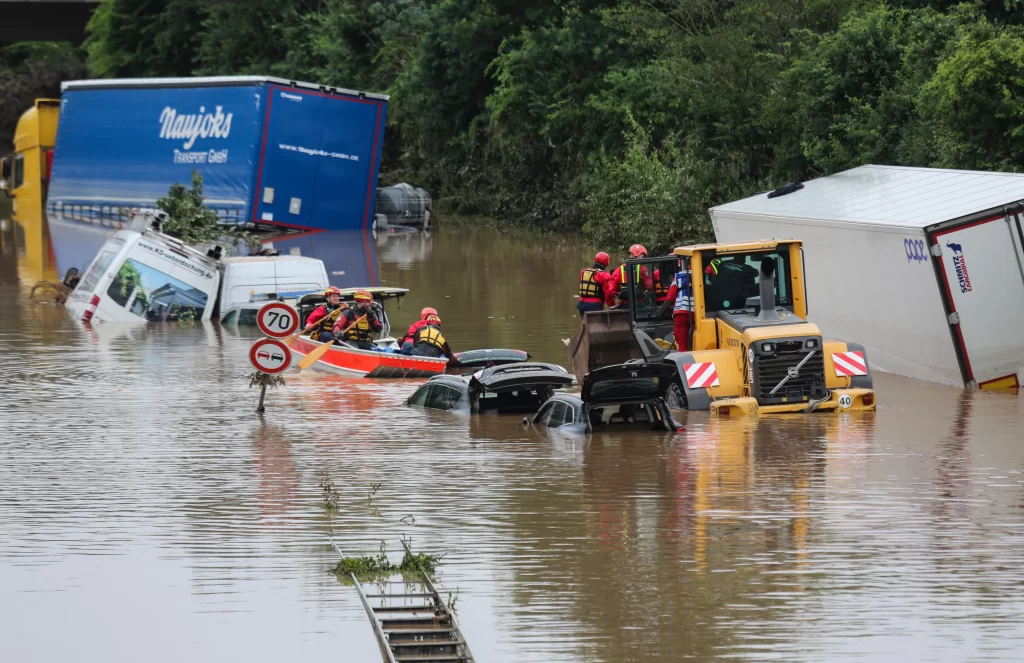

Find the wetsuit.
[
  {"left": 664, "top": 271, "right": 693, "bottom": 352},
  {"left": 411, "top": 324, "right": 454, "bottom": 359},
  {"left": 305, "top": 303, "right": 346, "bottom": 342},
  {"left": 611, "top": 263, "right": 653, "bottom": 309},
  {"left": 577, "top": 264, "right": 616, "bottom": 317},
  {"left": 335, "top": 307, "right": 383, "bottom": 350}
]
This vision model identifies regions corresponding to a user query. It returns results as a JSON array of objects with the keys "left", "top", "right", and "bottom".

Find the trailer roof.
[
  {"left": 62, "top": 76, "right": 389, "bottom": 101},
  {"left": 711, "top": 165, "right": 1024, "bottom": 230}
]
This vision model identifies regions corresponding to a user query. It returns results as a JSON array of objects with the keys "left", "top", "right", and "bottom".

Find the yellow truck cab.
[
  {"left": 2, "top": 99, "right": 60, "bottom": 220},
  {"left": 2, "top": 99, "right": 62, "bottom": 283},
  {"left": 568, "top": 240, "right": 876, "bottom": 415}
]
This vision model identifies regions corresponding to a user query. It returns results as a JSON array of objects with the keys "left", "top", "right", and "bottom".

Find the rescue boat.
[{"left": 290, "top": 336, "right": 449, "bottom": 378}]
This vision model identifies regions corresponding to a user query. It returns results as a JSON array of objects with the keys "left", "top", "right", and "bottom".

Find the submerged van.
[{"left": 65, "top": 210, "right": 329, "bottom": 325}]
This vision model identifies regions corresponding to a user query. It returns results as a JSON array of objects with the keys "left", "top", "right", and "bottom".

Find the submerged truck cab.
[
  {"left": 66, "top": 210, "right": 330, "bottom": 325},
  {"left": 66, "top": 213, "right": 221, "bottom": 324}
]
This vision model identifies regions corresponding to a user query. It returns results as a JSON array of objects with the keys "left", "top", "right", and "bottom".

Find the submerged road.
[{"left": 2, "top": 222, "right": 1023, "bottom": 661}]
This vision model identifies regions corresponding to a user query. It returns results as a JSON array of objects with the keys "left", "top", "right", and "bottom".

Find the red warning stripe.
[
  {"left": 832, "top": 351, "right": 867, "bottom": 377},
  {"left": 684, "top": 362, "right": 720, "bottom": 389}
]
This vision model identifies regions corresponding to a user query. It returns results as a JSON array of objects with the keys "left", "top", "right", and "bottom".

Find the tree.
[{"left": 85, "top": 0, "right": 205, "bottom": 77}]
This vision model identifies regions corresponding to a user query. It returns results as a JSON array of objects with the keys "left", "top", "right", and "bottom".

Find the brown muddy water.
[{"left": 2, "top": 220, "right": 1024, "bottom": 662}]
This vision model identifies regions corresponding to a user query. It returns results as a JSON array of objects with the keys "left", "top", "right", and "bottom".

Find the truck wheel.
[{"left": 667, "top": 383, "right": 686, "bottom": 409}]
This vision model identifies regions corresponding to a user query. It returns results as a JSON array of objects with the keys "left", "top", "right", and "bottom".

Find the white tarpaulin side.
[
  {"left": 931, "top": 212, "right": 1024, "bottom": 388},
  {"left": 712, "top": 211, "right": 964, "bottom": 386}
]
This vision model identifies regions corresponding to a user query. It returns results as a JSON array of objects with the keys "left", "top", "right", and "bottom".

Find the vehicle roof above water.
[
  {"left": 62, "top": 76, "right": 390, "bottom": 101},
  {"left": 470, "top": 362, "right": 573, "bottom": 390},
  {"left": 710, "top": 164, "right": 1024, "bottom": 231},
  {"left": 221, "top": 255, "right": 324, "bottom": 265},
  {"left": 581, "top": 363, "right": 677, "bottom": 403}
]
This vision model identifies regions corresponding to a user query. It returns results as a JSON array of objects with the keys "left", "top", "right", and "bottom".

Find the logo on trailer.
[
  {"left": 832, "top": 351, "right": 868, "bottom": 377},
  {"left": 946, "top": 241, "right": 972, "bottom": 293},
  {"left": 159, "top": 105, "right": 234, "bottom": 149},
  {"left": 683, "top": 362, "right": 720, "bottom": 389}
]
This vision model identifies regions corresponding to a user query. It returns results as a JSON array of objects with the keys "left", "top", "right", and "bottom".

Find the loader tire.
[{"left": 666, "top": 382, "right": 686, "bottom": 409}]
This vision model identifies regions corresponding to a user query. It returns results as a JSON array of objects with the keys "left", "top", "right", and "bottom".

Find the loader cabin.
[{"left": 624, "top": 240, "right": 809, "bottom": 353}]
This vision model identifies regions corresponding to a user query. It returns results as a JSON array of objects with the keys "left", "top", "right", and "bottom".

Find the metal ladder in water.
[{"left": 332, "top": 539, "right": 475, "bottom": 663}]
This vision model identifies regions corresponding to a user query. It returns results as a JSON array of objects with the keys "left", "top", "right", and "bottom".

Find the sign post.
[{"left": 250, "top": 337, "right": 292, "bottom": 413}]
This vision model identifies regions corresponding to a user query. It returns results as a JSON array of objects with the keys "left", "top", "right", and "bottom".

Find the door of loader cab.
[
  {"left": 625, "top": 256, "right": 682, "bottom": 346},
  {"left": 929, "top": 209, "right": 1024, "bottom": 389}
]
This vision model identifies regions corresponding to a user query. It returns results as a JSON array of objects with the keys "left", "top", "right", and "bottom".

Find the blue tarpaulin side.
[{"left": 48, "top": 85, "right": 264, "bottom": 217}]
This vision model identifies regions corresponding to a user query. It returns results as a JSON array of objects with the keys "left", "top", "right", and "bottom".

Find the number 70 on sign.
[{"left": 257, "top": 302, "right": 300, "bottom": 338}]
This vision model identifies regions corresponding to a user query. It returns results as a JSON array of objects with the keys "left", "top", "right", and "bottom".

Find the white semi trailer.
[{"left": 711, "top": 165, "right": 1024, "bottom": 389}]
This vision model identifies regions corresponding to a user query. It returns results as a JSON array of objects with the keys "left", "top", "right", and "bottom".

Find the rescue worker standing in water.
[
  {"left": 660, "top": 259, "right": 693, "bottom": 352},
  {"left": 333, "top": 289, "right": 383, "bottom": 350},
  {"left": 302, "top": 286, "right": 347, "bottom": 342},
  {"left": 578, "top": 252, "right": 616, "bottom": 317},
  {"left": 612, "top": 244, "right": 653, "bottom": 309},
  {"left": 401, "top": 307, "right": 438, "bottom": 351},
  {"left": 411, "top": 314, "right": 457, "bottom": 361}
]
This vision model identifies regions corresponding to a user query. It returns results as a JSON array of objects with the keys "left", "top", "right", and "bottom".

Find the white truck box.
[{"left": 710, "top": 165, "right": 1024, "bottom": 389}]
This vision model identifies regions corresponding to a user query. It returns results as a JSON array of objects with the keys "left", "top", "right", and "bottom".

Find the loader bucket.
[{"left": 566, "top": 309, "right": 642, "bottom": 383}]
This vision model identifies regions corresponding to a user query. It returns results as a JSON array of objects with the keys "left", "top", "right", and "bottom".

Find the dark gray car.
[
  {"left": 406, "top": 363, "right": 573, "bottom": 414},
  {"left": 531, "top": 363, "right": 683, "bottom": 434}
]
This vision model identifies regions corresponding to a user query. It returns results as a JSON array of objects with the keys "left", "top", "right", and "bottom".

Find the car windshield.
[
  {"left": 703, "top": 250, "right": 792, "bottom": 313},
  {"left": 77, "top": 244, "right": 123, "bottom": 294}
]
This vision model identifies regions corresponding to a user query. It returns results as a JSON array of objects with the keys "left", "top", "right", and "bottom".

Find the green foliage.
[
  {"left": 331, "top": 541, "right": 441, "bottom": 578},
  {"left": 0, "top": 42, "right": 85, "bottom": 148},
  {"left": 85, "top": 0, "right": 204, "bottom": 77},
  {"left": 116, "top": 261, "right": 147, "bottom": 308},
  {"left": 156, "top": 170, "right": 258, "bottom": 249},
  {"left": 34, "top": 0, "right": 1024, "bottom": 252}
]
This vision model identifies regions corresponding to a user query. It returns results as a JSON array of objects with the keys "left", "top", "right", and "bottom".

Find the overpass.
[{"left": 0, "top": 0, "right": 99, "bottom": 44}]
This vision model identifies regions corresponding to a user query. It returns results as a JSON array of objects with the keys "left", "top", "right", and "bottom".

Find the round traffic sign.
[
  {"left": 256, "top": 302, "right": 300, "bottom": 338},
  {"left": 250, "top": 338, "right": 292, "bottom": 374}
]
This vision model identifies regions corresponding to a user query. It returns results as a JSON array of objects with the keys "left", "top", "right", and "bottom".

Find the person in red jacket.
[
  {"left": 612, "top": 244, "right": 653, "bottom": 309},
  {"left": 400, "top": 307, "right": 438, "bottom": 351},
  {"left": 302, "top": 286, "right": 347, "bottom": 341},
  {"left": 659, "top": 260, "right": 693, "bottom": 351},
  {"left": 577, "top": 252, "right": 616, "bottom": 317},
  {"left": 333, "top": 289, "right": 384, "bottom": 350}
]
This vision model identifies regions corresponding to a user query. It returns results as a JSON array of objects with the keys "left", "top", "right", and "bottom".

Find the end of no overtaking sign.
[{"left": 256, "top": 302, "right": 300, "bottom": 338}]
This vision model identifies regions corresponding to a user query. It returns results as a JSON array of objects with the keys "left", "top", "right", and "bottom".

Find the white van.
[{"left": 66, "top": 210, "right": 329, "bottom": 325}]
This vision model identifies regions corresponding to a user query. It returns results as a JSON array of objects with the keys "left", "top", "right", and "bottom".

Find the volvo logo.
[{"left": 787, "top": 367, "right": 799, "bottom": 378}]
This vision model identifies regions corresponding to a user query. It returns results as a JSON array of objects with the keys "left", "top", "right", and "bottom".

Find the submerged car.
[
  {"left": 406, "top": 363, "right": 573, "bottom": 414},
  {"left": 531, "top": 363, "right": 683, "bottom": 434}
]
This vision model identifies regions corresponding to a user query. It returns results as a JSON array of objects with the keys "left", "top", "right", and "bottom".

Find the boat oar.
[{"left": 297, "top": 340, "right": 335, "bottom": 371}]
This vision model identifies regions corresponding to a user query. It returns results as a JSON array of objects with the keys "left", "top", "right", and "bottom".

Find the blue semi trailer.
[{"left": 45, "top": 76, "right": 388, "bottom": 282}]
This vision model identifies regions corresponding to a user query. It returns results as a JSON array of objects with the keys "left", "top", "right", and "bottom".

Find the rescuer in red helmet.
[
  {"left": 400, "top": 307, "right": 440, "bottom": 351},
  {"left": 334, "top": 289, "right": 384, "bottom": 350},
  {"left": 659, "top": 257, "right": 693, "bottom": 352},
  {"left": 411, "top": 314, "right": 457, "bottom": 361},
  {"left": 303, "top": 286, "right": 348, "bottom": 341},
  {"left": 611, "top": 244, "right": 653, "bottom": 309},
  {"left": 577, "top": 251, "right": 617, "bottom": 317}
]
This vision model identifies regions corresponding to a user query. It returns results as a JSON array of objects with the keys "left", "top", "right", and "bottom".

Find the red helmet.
[
  {"left": 324, "top": 286, "right": 341, "bottom": 297},
  {"left": 420, "top": 307, "right": 438, "bottom": 320},
  {"left": 425, "top": 314, "right": 441, "bottom": 326},
  {"left": 594, "top": 252, "right": 610, "bottom": 267},
  {"left": 353, "top": 289, "right": 373, "bottom": 303},
  {"left": 629, "top": 244, "right": 648, "bottom": 258}
]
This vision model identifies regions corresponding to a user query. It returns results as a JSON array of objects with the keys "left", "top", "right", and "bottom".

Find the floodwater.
[{"left": 2, "top": 218, "right": 1024, "bottom": 662}]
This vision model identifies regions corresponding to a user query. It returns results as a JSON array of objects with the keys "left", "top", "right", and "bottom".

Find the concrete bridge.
[{"left": 0, "top": 0, "right": 99, "bottom": 44}]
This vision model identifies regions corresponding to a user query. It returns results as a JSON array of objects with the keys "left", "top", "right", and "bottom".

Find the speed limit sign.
[{"left": 257, "top": 302, "right": 300, "bottom": 338}]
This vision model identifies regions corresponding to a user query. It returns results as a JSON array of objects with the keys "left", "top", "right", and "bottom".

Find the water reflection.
[{"left": 2, "top": 219, "right": 1024, "bottom": 662}]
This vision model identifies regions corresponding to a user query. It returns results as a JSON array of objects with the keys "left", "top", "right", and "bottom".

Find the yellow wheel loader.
[{"left": 566, "top": 241, "right": 876, "bottom": 415}]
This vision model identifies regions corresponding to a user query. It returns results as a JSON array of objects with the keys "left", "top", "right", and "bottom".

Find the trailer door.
[{"left": 931, "top": 211, "right": 1024, "bottom": 389}]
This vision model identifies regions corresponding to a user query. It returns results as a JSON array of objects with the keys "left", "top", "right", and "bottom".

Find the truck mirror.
[{"left": 1, "top": 156, "right": 11, "bottom": 181}]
